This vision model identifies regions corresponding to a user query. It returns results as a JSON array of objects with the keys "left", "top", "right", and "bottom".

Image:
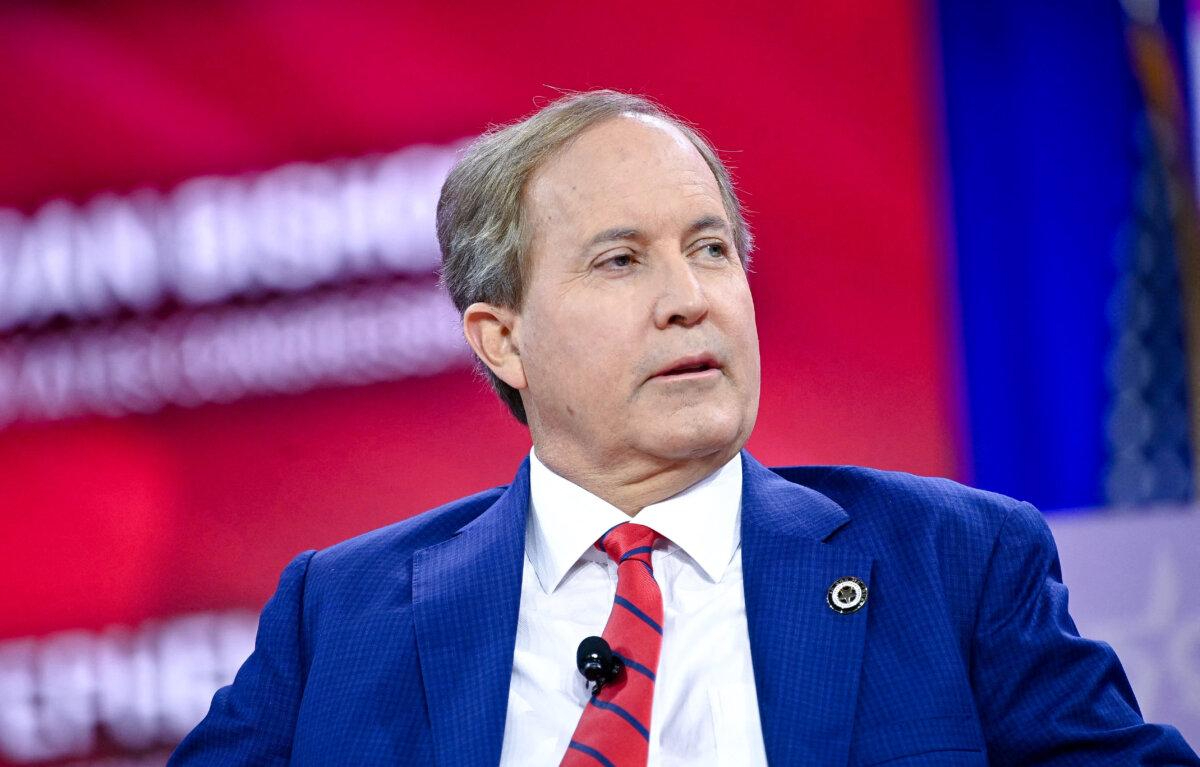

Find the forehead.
[{"left": 524, "top": 115, "right": 724, "bottom": 241}]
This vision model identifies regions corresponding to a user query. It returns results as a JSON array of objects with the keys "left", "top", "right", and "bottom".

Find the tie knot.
[{"left": 595, "top": 522, "right": 660, "bottom": 566}]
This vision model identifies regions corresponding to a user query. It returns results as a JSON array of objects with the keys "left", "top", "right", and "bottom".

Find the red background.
[{"left": 0, "top": 0, "right": 958, "bottom": 658}]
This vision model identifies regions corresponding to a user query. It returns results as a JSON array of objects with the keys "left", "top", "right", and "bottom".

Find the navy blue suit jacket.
[{"left": 170, "top": 452, "right": 1198, "bottom": 765}]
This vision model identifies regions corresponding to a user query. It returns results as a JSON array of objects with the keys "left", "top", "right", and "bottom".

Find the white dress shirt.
[{"left": 498, "top": 449, "right": 768, "bottom": 766}]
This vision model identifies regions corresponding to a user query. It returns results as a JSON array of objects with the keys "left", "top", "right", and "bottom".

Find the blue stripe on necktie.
[
  {"left": 567, "top": 740, "right": 617, "bottom": 767},
  {"left": 613, "top": 595, "right": 663, "bottom": 635},
  {"left": 636, "top": 560, "right": 653, "bottom": 577},
  {"left": 589, "top": 697, "right": 650, "bottom": 740},
  {"left": 619, "top": 546, "right": 654, "bottom": 562},
  {"left": 614, "top": 652, "right": 656, "bottom": 681}
]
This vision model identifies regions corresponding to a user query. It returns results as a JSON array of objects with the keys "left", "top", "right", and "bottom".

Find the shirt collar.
[{"left": 526, "top": 448, "right": 743, "bottom": 594}]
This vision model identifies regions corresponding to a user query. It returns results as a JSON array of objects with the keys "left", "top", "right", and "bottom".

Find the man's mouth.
[{"left": 652, "top": 355, "right": 722, "bottom": 379}]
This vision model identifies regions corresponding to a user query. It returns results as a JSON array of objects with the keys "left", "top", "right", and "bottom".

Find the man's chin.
[{"left": 635, "top": 413, "right": 747, "bottom": 462}]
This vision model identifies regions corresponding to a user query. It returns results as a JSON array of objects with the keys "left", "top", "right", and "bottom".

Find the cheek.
[
  {"left": 522, "top": 307, "right": 632, "bottom": 387},
  {"left": 742, "top": 317, "right": 761, "bottom": 376},
  {"left": 726, "top": 291, "right": 761, "bottom": 377},
  {"left": 719, "top": 280, "right": 757, "bottom": 331},
  {"left": 742, "top": 313, "right": 761, "bottom": 360}
]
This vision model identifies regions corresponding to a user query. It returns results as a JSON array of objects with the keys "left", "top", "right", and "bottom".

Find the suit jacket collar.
[
  {"left": 412, "top": 451, "right": 874, "bottom": 767},
  {"left": 740, "top": 450, "right": 850, "bottom": 541},
  {"left": 741, "top": 452, "right": 874, "bottom": 765},
  {"left": 412, "top": 458, "right": 530, "bottom": 767}
]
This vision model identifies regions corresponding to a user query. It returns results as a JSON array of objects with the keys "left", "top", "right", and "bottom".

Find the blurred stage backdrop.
[{"left": 0, "top": 0, "right": 1197, "bottom": 763}]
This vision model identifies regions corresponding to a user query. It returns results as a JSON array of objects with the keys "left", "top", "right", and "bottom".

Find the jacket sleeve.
[
  {"left": 970, "top": 502, "right": 1199, "bottom": 765},
  {"left": 167, "top": 550, "right": 317, "bottom": 767}
]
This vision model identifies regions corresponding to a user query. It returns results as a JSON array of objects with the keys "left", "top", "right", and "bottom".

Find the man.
[{"left": 170, "top": 91, "right": 1199, "bottom": 765}]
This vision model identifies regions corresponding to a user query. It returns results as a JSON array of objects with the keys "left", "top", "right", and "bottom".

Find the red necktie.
[{"left": 561, "top": 522, "right": 664, "bottom": 767}]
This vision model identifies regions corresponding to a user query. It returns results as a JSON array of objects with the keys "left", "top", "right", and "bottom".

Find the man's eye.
[
  {"left": 601, "top": 254, "right": 634, "bottom": 269},
  {"left": 702, "top": 242, "right": 729, "bottom": 259}
]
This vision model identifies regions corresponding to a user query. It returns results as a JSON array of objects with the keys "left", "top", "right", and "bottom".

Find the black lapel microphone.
[{"left": 576, "top": 635, "right": 624, "bottom": 696}]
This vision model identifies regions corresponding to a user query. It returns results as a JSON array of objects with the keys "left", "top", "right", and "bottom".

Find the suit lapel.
[
  {"left": 412, "top": 459, "right": 530, "bottom": 767},
  {"left": 741, "top": 452, "right": 874, "bottom": 765},
  {"left": 410, "top": 453, "right": 872, "bottom": 765}
]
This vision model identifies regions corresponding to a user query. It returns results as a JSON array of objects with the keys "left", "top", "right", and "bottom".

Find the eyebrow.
[
  {"left": 683, "top": 214, "right": 732, "bottom": 239},
  {"left": 583, "top": 215, "right": 732, "bottom": 249}
]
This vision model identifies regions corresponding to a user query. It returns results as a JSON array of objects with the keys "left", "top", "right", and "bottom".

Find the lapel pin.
[{"left": 827, "top": 576, "right": 868, "bottom": 614}]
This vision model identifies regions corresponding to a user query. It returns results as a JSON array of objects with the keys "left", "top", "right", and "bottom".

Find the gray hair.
[{"left": 436, "top": 89, "right": 753, "bottom": 424}]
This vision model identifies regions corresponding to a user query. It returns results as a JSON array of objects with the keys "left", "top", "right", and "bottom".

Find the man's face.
[{"left": 512, "top": 115, "right": 760, "bottom": 468}]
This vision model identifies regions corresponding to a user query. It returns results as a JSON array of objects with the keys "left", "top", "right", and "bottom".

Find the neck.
[{"left": 532, "top": 440, "right": 741, "bottom": 516}]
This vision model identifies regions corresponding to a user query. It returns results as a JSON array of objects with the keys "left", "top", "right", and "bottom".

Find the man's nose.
[{"left": 653, "top": 253, "right": 710, "bottom": 329}]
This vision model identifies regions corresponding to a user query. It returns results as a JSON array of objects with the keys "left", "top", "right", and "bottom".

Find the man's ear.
[{"left": 462, "top": 302, "right": 527, "bottom": 390}]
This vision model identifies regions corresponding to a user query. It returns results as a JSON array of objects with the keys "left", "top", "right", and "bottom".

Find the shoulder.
[
  {"left": 300, "top": 484, "right": 508, "bottom": 601},
  {"left": 772, "top": 463, "right": 1032, "bottom": 525},
  {"left": 768, "top": 464, "right": 1058, "bottom": 655},
  {"left": 769, "top": 463, "right": 1046, "bottom": 565}
]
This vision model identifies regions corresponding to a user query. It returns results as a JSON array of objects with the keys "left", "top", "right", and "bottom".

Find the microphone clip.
[{"left": 576, "top": 636, "right": 624, "bottom": 696}]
